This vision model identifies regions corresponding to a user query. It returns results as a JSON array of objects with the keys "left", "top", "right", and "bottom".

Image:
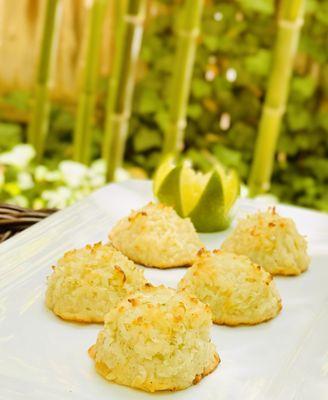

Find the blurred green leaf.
[
  {"left": 191, "top": 78, "right": 212, "bottom": 98},
  {"left": 236, "top": 0, "right": 274, "bottom": 15},
  {"left": 245, "top": 49, "right": 271, "bottom": 76},
  {"left": 0, "top": 123, "right": 22, "bottom": 151},
  {"left": 133, "top": 128, "right": 162, "bottom": 152},
  {"left": 291, "top": 76, "right": 317, "bottom": 100},
  {"left": 287, "top": 105, "right": 312, "bottom": 130},
  {"left": 1, "top": 0, "right": 327, "bottom": 213}
]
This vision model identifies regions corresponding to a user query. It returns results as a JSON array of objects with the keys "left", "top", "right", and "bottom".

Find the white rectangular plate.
[{"left": 0, "top": 180, "right": 327, "bottom": 400}]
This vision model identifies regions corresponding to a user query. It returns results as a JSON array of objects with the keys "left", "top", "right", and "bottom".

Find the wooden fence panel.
[{"left": 0, "top": 0, "right": 115, "bottom": 102}]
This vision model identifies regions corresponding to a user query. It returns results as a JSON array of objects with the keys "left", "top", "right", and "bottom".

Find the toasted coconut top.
[
  {"left": 91, "top": 285, "right": 218, "bottom": 391},
  {"left": 45, "top": 242, "right": 147, "bottom": 322},
  {"left": 178, "top": 249, "right": 282, "bottom": 325},
  {"left": 221, "top": 208, "right": 310, "bottom": 275},
  {"left": 109, "top": 202, "right": 203, "bottom": 268}
]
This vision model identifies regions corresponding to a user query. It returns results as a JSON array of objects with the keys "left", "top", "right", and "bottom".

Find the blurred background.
[{"left": 0, "top": 0, "right": 327, "bottom": 211}]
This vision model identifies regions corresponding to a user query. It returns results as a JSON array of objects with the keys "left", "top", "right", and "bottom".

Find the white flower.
[
  {"left": 59, "top": 160, "right": 88, "bottom": 188},
  {"left": 90, "top": 159, "right": 106, "bottom": 175},
  {"left": 46, "top": 170, "right": 61, "bottom": 182},
  {"left": 226, "top": 68, "right": 237, "bottom": 82},
  {"left": 9, "top": 195, "right": 29, "bottom": 208},
  {"left": 89, "top": 174, "right": 105, "bottom": 188},
  {"left": 35, "top": 166, "right": 61, "bottom": 182},
  {"left": 41, "top": 186, "right": 73, "bottom": 209},
  {"left": 87, "top": 160, "right": 106, "bottom": 187},
  {"left": 0, "top": 144, "right": 35, "bottom": 168},
  {"left": 115, "top": 167, "right": 130, "bottom": 182},
  {"left": 34, "top": 166, "right": 48, "bottom": 181},
  {"left": 17, "top": 172, "right": 34, "bottom": 190}
]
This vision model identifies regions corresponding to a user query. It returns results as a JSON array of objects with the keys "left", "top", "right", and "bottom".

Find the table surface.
[{"left": 0, "top": 180, "right": 327, "bottom": 400}]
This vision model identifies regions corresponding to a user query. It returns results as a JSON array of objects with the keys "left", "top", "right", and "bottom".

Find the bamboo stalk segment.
[
  {"left": 27, "top": 0, "right": 62, "bottom": 161},
  {"left": 73, "top": 0, "right": 107, "bottom": 165},
  {"left": 163, "top": 0, "right": 204, "bottom": 155},
  {"left": 248, "top": 0, "right": 306, "bottom": 196},
  {"left": 103, "top": 0, "right": 146, "bottom": 182}
]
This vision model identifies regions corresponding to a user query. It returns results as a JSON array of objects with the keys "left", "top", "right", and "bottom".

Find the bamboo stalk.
[
  {"left": 102, "top": 0, "right": 146, "bottom": 182},
  {"left": 162, "top": 0, "right": 204, "bottom": 155},
  {"left": 27, "top": 0, "right": 62, "bottom": 161},
  {"left": 248, "top": 0, "right": 306, "bottom": 196},
  {"left": 73, "top": 0, "right": 107, "bottom": 164}
]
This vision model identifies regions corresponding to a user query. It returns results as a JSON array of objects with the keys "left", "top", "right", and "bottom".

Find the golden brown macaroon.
[
  {"left": 45, "top": 242, "right": 147, "bottom": 323},
  {"left": 109, "top": 202, "right": 203, "bottom": 268},
  {"left": 221, "top": 207, "right": 310, "bottom": 275},
  {"left": 178, "top": 249, "right": 282, "bottom": 326},
  {"left": 89, "top": 285, "right": 219, "bottom": 392}
]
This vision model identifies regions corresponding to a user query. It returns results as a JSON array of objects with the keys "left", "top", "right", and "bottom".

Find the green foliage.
[
  {"left": 0, "top": 0, "right": 327, "bottom": 212},
  {"left": 133, "top": 128, "right": 162, "bottom": 152},
  {"left": 0, "top": 145, "right": 107, "bottom": 209},
  {"left": 0, "top": 123, "right": 23, "bottom": 151},
  {"left": 127, "top": 0, "right": 327, "bottom": 211}
]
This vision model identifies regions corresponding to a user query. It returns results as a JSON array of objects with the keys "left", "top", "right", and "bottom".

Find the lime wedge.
[
  {"left": 153, "top": 158, "right": 240, "bottom": 232},
  {"left": 154, "top": 158, "right": 183, "bottom": 214},
  {"left": 180, "top": 162, "right": 212, "bottom": 216},
  {"left": 188, "top": 171, "right": 229, "bottom": 232},
  {"left": 153, "top": 156, "right": 175, "bottom": 196},
  {"left": 223, "top": 169, "right": 240, "bottom": 212}
]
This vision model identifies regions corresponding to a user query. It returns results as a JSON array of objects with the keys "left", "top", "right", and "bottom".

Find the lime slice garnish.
[
  {"left": 153, "top": 156, "right": 175, "bottom": 196},
  {"left": 153, "top": 158, "right": 240, "bottom": 232},
  {"left": 180, "top": 162, "right": 212, "bottom": 216}
]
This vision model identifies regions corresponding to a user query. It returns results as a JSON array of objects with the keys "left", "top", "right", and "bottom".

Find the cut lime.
[
  {"left": 153, "top": 156, "right": 175, "bottom": 196},
  {"left": 153, "top": 158, "right": 240, "bottom": 232},
  {"left": 223, "top": 169, "right": 239, "bottom": 212},
  {"left": 180, "top": 162, "right": 212, "bottom": 216},
  {"left": 188, "top": 171, "right": 229, "bottom": 232},
  {"left": 153, "top": 157, "right": 183, "bottom": 214}
]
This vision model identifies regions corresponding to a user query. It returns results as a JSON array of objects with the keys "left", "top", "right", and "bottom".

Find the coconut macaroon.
[
  {"left": 89, "top": 285, "right": 219, "bottom": 392},
  {"left": 221, "top": 207, "right": 310, "bottom": 276},
  {"left": 178, "top": 249, "right": 282, "bottom": 326},
  {"left": 109, "top": 202, "right": 203, "bottom": 268},
  {"left": 45, "top": 242, "right": 147, "bottom": 323}
]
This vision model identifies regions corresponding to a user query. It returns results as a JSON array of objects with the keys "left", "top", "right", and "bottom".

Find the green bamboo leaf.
[
  {"left": 237, "top": 0, "right": 274, "bottom": 14},
  {"left": 191, "top": 78, "right": 212, "bottom": 98},
  {"left": 136, "top": 90, "right": 161, "bottom": 113},
  {"left": 133, "top": 129, "right": 162, "bottom": 152},
  {"left": 0, "top": 123, "right": 22, "bottom": 151},
  {"left": 187, "top": 103, "right": 203, "bottom": 119},
  {"left": 287, "top": 105, "right": 311, "bottom": 130},
  {"left": 317, "top": 112, "right": 328, "bottom": 130},
  {"left": 290, "top": 76, "right": 317, "bottom": 100},
  {"left": 245, "top": 49, "right": 271, "bottom": 76}
]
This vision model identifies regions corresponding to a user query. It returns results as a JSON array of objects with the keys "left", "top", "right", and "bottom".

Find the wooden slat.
[{"left": 0, "top": 0, "right": 115, "bottom": 103}]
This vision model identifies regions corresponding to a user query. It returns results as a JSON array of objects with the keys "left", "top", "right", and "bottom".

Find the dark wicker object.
[{"left": 0, "top": 204, "right": 57, "bottom": 243}]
